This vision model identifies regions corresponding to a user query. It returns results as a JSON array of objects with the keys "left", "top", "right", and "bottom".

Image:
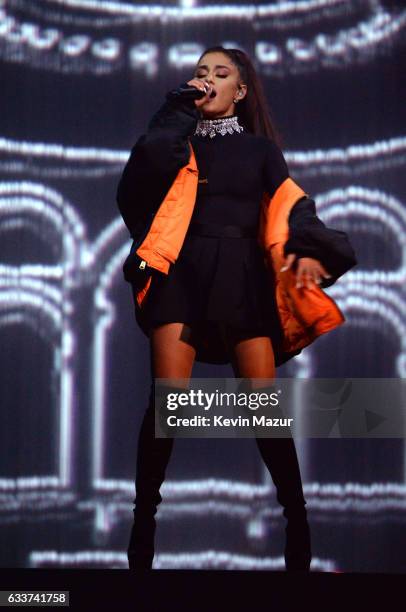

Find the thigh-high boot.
[
  {"left": 253, "top": 389, "right": 312, "bottom": 572},
  {"left": 127, "top": 382, "right": 179, "bottom": 570}
]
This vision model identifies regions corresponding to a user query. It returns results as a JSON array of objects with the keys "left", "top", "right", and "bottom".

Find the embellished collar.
[{"left": 194, "top": 114, "right": 244, "bottom": 138}]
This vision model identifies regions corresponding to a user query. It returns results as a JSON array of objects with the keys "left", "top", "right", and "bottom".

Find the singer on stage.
[{"left": 116, "top": 46, "right": 357, "bottom": 571}]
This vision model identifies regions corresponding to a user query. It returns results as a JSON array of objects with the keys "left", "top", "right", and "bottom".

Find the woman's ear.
[{"left": 238, "top": 84, "right": 247, "bottom": 100}]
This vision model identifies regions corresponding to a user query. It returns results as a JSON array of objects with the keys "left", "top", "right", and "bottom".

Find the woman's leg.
[
  {"left": 220, "top": 324, "right": 312, "bottom": 572},
  {"left": 218, "top": 324, "right": 276, "bottom": 383},
  {"left": 128, "top": 322, "right": 197, "bottom": 570},
  {"left": 150, "top": 321, "right": 197, "bottom": 379}
]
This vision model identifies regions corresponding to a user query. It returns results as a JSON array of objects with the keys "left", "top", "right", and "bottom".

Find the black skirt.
[{"left": 132, "top": 224, "right": 284, "bottom": 365}]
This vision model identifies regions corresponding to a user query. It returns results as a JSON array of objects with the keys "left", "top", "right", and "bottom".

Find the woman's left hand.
[{"left": 280, "top": 253, "right": 332, "bottom": 289}]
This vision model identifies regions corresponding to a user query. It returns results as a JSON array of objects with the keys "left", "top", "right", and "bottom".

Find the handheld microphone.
[{"left": 166, "top": 83, "right": 217, "bottom": 101}]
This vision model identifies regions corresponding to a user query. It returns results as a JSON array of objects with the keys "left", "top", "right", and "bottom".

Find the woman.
[{"left": 116, "top": 46, "right": 357, "bottom": 572}]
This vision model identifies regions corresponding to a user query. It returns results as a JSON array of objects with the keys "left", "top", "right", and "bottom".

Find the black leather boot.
[
  {"left": 127, "top": 382, "right": 180, "bottom": 570},
  {"left": 253, "top": 386, "right": 312, "bottom": 572}
]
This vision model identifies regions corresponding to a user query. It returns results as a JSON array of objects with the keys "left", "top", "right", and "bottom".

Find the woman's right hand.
[{"left": 185, "top": 78, "right": 213, "bottom": 108}]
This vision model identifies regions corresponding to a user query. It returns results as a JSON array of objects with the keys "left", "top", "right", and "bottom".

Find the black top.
[{"left": 189, "top": 116, "right": 289, "bottom": 228}]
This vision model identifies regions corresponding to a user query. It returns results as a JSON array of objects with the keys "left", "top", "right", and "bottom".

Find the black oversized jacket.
[{"left": 117, "top": 91, "right": 357, "bottom": 290}]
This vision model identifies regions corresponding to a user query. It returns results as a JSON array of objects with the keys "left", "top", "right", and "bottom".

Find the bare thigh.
[
  {"left": 150, "top": 321, "right": 275, "bottom": 388},
  {"left": 150, "top": 322, "right": 197, "bottom": 381},
  {"left": 219, "top": 323, "right": 276, "bottom": 388}
]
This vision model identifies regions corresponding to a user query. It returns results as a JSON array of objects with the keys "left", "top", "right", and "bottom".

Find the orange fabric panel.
[
  {"left": 135, "top": 143, "right": 198, "bottom": 307},
  {"left": 258, "top": 176, "right": 344, "bottom": 351},
  {"left": 136, "top": 274, "right": 152, "bottom": 308},
  {"left": 259, "top": 177, "right": 308, "bottom": 252},
  {"left": 136, "top": 142, "right": 198, "bottom": 273},
  {"left": 269, "top": 243, "right": 345, "bottom": 353}
]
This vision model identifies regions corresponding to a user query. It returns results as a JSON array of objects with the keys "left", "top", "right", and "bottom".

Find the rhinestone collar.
[{"left": 194, "top": 114, "right": 244, "bottom": 138}]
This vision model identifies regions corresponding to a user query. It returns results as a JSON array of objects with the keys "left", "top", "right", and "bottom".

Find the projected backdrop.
[{"left": 0, "top": 0, "right": 405, "bottom": 571}]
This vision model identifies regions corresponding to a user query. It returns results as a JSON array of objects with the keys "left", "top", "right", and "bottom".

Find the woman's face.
[{"left": 193, "top": 52, "right": 247, "bottom": 118}]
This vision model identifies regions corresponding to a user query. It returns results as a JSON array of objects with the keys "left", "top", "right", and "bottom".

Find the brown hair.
[{"left": 196, "top": 46, "right": 283, "bottom": 147}]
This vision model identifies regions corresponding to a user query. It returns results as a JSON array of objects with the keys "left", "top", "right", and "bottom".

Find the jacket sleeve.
[
  {"left": 263, "top": 140, "right": 358, "bottom": 288},
  {"left": 284, "top": 197, "right": 358, "bottom": 288},
  {"left": 116, "top": 84, "right": 201, "bottom": 238}
]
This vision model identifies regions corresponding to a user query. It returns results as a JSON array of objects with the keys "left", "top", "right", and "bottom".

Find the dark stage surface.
[{"left": 0, "top": 568, "right": 403, "bottom": 610}]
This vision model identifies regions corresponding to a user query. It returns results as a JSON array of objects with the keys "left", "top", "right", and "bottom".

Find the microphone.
[{"left": 166, "top": 82, "right": 216, "bottom": 102}]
